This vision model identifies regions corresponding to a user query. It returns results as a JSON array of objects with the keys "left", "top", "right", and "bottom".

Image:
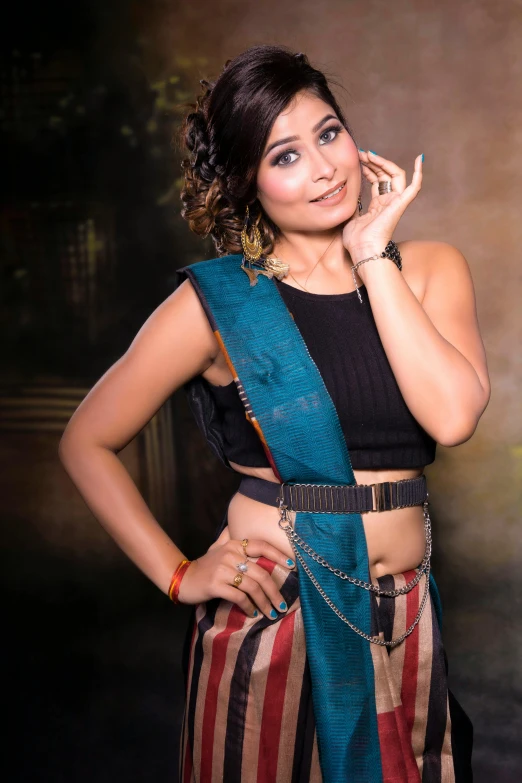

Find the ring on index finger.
[
  {"left": 236, "top": 560, "right": 249, "bottom": 573},
  {"left": 241, "top": 538, "right": 249, "bottom": 555}
]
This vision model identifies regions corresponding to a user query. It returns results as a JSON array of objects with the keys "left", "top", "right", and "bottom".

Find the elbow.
[
  {"left": 435, "top": 382, "right": 491, "bottom": 448},
  {"left": 58, "top": 427, "right": 93, "bottom": 468},
  {"left": 58, "top": 429, "right": 78, "bottom": 469},
  {"left": 436, "top": 415, "right": 481, "bottom": 448},
  {"left": 59, "top": 427, "right": 115, "bottom": 468}
]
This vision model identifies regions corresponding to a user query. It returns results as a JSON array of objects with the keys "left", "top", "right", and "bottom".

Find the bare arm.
[
  {"left": 59, "top": 279, "right": 219, "bottom": 595},
  {"left": 357, "top": 240, "right": 491, "bottom": 446},
  {"left": 59, "top": 277, "right": 293, "bottom": 616}
]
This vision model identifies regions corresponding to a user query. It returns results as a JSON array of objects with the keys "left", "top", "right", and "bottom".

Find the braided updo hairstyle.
[{"left": 178, "top": 44, "right": 358, "bottom": 257}]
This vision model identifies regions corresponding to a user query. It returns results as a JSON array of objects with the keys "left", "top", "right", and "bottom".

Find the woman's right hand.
[{"left": 176, "top": 532, "right": 295, "bottom": 618}]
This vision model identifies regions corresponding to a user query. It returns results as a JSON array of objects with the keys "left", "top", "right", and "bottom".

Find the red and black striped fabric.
[{"left": 178, "top": 556, "right": 472, "bottom": 783}]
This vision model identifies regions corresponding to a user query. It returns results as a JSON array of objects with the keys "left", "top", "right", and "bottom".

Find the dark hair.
[{"left": 177, "top": 44, "right": 358, "bottom": 257}]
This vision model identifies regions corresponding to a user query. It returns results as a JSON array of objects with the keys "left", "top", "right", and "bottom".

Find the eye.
[
  {"left": 319, "top": 123, "right": 344, "bottom": 144},
  {"left": 273, "top": 150, "right": 299, "bottom": 167}
]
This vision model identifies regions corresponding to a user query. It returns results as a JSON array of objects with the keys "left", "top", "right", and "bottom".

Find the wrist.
[
  {"left": 168, "top": 557, "right": 192, "bottom": 604},
  {"left": 348, "top": 243, "right": 388, "bottom": 266},
  {"left": 353, "top": 255, "right": 398, "bottom": 284}
]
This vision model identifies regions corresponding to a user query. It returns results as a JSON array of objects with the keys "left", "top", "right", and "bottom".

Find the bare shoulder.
[
  {"left": 396, "top": 239, "right": 469, "bottom": 302},
  {"left": 397, "top": 239, "right": 471, "bottom": 290},
  {"left": 59, "top": 277, "right": 219, "bottom": 452},
  {"left": 128, "top": 276, "right": 219, "bottom": 370},
  {"left": 397, "top": 238, "right": 479, "bottom": 322}
]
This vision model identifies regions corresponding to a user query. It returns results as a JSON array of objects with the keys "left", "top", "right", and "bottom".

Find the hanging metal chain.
[
  {"left": 278, "top": 501, "right": 432, "bottom": 597},
  {"left": 291, "top": 544, "right": 431, "bottom": 647},
  {"left": 278, "top": 501, "right": 433, "bottom": 647}
]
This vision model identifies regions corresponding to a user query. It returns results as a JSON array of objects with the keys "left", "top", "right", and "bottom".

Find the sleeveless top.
[{"left": 201, "top": 278, "right": 436, "bottom": 471}]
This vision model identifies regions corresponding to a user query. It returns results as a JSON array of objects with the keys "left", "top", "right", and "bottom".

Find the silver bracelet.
[{"left": 350, "top": 241, "right": 402, "bottom": 304}]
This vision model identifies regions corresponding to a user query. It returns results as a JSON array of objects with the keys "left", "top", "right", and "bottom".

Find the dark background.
[
  {"left": 2, "top": 1, "right": 520, "bottom": 781},
  {"left": 2, "top": 2, "right": 239, "bottom": 780}
]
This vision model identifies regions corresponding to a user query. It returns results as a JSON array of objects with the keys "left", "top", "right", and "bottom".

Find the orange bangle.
[{"left": 168, "top": 558, "right": 192, "bottom": 604}]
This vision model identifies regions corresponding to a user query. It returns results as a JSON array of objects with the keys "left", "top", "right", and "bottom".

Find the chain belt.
[{"left": 236, "top": 474, "right": 432, "bottom": 647}]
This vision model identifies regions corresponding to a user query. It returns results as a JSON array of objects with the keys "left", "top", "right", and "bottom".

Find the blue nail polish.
[
  {"left": 279, "top": 601, "right": 287, "bottom": 611},
  {"left": 358, "top": 147, "right": 364, "bottom": 152},
  {"left": 369, "top": 150, "right": 378, "bottom": 155},
  {"left": 421, "top": 153, "right": 424, "bottom": 162},
  {"left": 253, "top": 609, "right": 258, "bottom": 617},
  {"left": 270, "top": 608, "right": 278, "bottom": 619},
  {"left": 286, "top": 558, "right": 295, "bottom": 567}
]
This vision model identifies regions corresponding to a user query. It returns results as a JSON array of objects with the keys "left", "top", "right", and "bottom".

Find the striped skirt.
[{"left": 178, "top": 547, "right": 473, "bottom": 782}]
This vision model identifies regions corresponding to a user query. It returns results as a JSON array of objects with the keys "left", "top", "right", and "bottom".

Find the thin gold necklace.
[{"left": 270, "top": 234, "right": 338, "bottom": 293}]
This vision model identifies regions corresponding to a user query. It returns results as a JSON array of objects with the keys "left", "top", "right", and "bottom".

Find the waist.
[{"left": 237, "top": 474, "right": 429, "bottom": 514}]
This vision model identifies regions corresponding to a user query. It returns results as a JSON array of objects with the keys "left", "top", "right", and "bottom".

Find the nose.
[{"left": 309, "top": 143, "right": 336, "bottom": 181}]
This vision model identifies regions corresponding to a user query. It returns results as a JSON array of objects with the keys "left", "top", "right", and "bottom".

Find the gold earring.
[
  {"left": 240, "top": 205, "right": 269, "bottom": 286},
  {"left": 239, "top": 204, "right": 290, "bottom": 286},
  {"left": 241, "top": 205, "right": 263, "bottom": 262}
]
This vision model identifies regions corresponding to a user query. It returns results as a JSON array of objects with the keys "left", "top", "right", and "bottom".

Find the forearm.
[
  {"left": 359, "top": 258, "right": 486, "bottom": 444},
  {"left": 59, "top": 439, "right": 187, "bottom": 595}
]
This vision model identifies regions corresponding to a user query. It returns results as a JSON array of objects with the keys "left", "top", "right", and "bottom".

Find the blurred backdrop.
[{"left": 2, "top": 1, "right": 520, "bottom": 781}]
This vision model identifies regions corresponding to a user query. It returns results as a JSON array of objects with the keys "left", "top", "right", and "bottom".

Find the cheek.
[
  {"left": 257, "top": 166, "right": 307, "bottom": 205},
  {"left": 339, "top": 136, "right": 360, "bottom": 169}
]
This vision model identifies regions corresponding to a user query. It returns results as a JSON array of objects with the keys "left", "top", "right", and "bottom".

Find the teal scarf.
[{"left": 182, "top": 253, "right": 442, "bottom": 782}]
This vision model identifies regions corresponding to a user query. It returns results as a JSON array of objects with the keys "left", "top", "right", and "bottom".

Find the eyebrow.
[{"left": 263, "top": 113, "right": 339, "bottom": 159}]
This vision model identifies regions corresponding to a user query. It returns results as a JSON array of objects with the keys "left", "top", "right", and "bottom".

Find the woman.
[{"left": 59, "top": 45, "right": 490, "bottom": 782}]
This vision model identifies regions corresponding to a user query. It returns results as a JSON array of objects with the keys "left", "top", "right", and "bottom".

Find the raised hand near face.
[{"left": 342, "top": 150, "right": 424, "bottom": 265}]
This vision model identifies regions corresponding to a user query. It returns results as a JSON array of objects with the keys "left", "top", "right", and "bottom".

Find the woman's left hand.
[{"left": 342, "top": 151, "right": 424, "bottom": 265}]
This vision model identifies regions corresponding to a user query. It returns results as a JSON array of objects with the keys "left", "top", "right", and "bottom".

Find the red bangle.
[{"left": 168, "top": 558, "right": 191, "bottom": 604}]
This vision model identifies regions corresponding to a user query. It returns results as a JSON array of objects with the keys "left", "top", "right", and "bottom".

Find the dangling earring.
[
  {"left": 240, "top": 204, "right": 288, "bottom": 286},
  {"left": 358, "top": 195, "right": 363, "bottom": 214},
  {"left": 241, "top": 204, "right": 263, "bottom": 262},
  {"left": 240, "top": 205, "right": 266, "bottom": 286}
]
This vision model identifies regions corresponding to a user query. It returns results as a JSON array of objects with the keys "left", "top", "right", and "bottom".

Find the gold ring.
[
  {"left": 233, "top": 573, "right": 243, "bottom": 587},
  {"left": 241, "top": 538, "right": 249, "bottom": 555}
]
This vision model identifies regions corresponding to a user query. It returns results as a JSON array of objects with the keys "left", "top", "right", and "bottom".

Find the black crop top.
[{"left": 199, "top": 278, "right": 436, "bottom": 471}]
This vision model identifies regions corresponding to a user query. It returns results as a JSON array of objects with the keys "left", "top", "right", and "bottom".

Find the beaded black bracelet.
[{"left": 382, "top": 240, "right": 402, "bottom": 271}]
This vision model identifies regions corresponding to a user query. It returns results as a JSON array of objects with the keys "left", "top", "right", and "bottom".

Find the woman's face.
[{"left": 256, "top": 90, "right": 361, "bottom": 234}]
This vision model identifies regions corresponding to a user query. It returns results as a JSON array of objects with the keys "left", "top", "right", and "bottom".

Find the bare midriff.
[{"left": 226, "top": 462, "right": 427, "bottom": 580}]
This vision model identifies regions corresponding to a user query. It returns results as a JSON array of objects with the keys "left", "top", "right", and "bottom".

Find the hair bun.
[{"left": 184, "top": 110, "right": 216, "bottom": 183}]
